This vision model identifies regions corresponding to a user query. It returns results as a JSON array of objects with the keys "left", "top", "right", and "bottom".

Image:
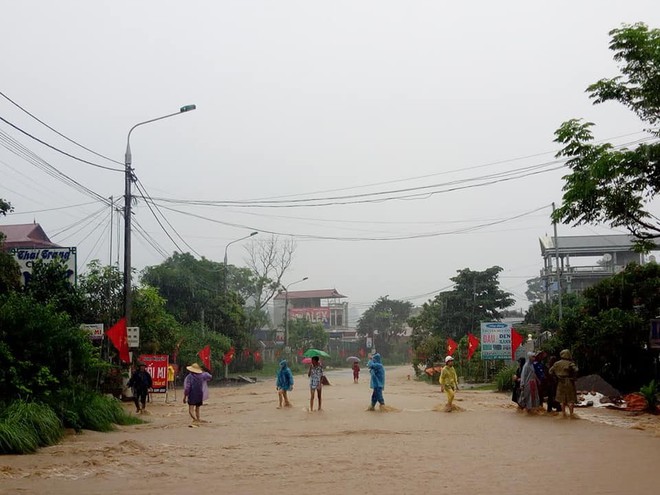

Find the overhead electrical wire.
[
  {"left": 0, "top": 116, "right": 123, "bottom": 172},
  {"left": 4, "top": 200, "right": 101, "bottom": 215},
  {"left": 0, "top": 129, "right": 112, "bottom": 206},
  {"left": 0, "top": 90, "right": 123, "bottom": 166},
  {"left": 134, "top": 176, "right": 202, "bottom": 257},
  {"left": 152, "top": 135, "right": 657, "bottom": 209},
  {"left": 228, "top": 130, "right": 656, "bottom": 202},
  {"left": 156, "top": 202, "right": 550, "bottom": 241},
  {"left": 80, "top": 214, "right": 113, "bottom": 267},
  {"left": 132, "top": 218, "right": 170, "bottom": 259},
  {"left": 51, "top": 206, "right": 107, "bottom": 239}
]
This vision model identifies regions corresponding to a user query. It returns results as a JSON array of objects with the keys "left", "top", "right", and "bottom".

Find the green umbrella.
[{"left": 303, "top": 348, "right": 330, "bottom": 358}]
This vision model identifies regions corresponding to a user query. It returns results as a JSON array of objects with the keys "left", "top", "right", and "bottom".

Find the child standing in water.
[
  {"left": 308, "top": 356, "right": 324, "bottom": 411},
  {"left": 276, "top": 359, "right": 294, "bottom": 408},
  {"left": 352, "top": 361, "right": 360, "bottom": 383}
]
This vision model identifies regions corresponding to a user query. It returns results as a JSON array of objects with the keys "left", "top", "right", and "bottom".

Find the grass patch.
[
  {"left": 0, "top": 401, "right": 63, "bottom": 454},
  {"left": 49, "top": 387, "right": 145, "bottom": 432}
]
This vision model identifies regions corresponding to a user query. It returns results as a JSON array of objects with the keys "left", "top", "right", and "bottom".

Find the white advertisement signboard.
[
  {"left": 480, "top": 322, "right": 512, "bottom": 360},
  {"left": 10, "top": 247, "right": 77, "bottom": 286},
  {"left": 81, "top": 323, "right": 104, "bottom": 341}
]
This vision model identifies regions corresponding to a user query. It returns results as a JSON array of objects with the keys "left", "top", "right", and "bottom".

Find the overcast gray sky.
[{"left": 2, "top": 1, "right": 659, "bottom": 316}]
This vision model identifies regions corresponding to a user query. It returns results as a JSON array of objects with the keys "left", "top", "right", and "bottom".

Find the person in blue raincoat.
[
  {"left": 367, "top": 353, "right": 385, "bottom": 410},
  {"left": 276, "top": 359, "right": 294, "bottom": 408}
]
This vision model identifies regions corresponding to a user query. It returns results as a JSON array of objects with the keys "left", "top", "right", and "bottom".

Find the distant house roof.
[
  {"left": 539, "top": 234, "right": 658, "bottom": 257},
  {"left": 0, "top": 223, "right": 59, "bottom": 250},
  {"left": 274, "top": 288, "right": 347, "bottom": 300}
]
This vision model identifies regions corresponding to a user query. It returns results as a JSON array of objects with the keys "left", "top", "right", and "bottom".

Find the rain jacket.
[
  {"left": 368, "top": 353, "right": 385, "bottom": 389},
  {"left": 276, "top": 360, "right": 294, "bottom": 391}
]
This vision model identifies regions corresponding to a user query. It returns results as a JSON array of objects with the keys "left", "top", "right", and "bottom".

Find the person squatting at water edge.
[
  {"left": 439, "top": 355, "right": 459, "bottom": 412},
  {"left": 183, "top": 363, "right": 212, "bottom": 426},
  {"left": 276, "top": 359, "right": 294, "bottom": 408},
  {"left": 308, "top": 356, "right": 324, "bottom": 412},
  {"left": 127, "top": 362, "right": 152, "bottom": 414},
  {"left": 367, "top": 353, "right": 385, "bottom": 410}
]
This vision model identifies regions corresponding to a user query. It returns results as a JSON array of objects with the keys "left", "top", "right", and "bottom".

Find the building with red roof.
[{"left": 0, "top": 223, "right": 60, "bottom": 250}]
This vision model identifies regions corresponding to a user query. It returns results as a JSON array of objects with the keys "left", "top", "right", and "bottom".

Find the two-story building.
[
  {"left": 539, "top": 234, "right": 659, "bottom": 298},
  {"left": 273, "top": 288, "right": 349, "bottom": 332}
]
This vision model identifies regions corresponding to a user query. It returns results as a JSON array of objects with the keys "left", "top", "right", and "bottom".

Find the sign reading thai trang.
[{"left": 10, "top": 247, "right": 77, "bottom": 286}]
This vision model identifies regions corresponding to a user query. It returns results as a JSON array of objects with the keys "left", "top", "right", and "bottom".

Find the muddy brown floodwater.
[{"left": 1, "top": 365, "right": 658, "bottom": 494}]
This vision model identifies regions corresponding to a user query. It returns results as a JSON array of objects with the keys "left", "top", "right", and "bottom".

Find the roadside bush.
[
  {"left": 495, "top": 365, "right": 517, "bottom": 392},
  {"left": 0, "top": 401, "right": 62, "bottom": 454},
  {"left": 639, "top": 380, "right": 658, "bottom": 413},
  {"left": 48, "top": 387, "right": 143, "bottom": 432}
]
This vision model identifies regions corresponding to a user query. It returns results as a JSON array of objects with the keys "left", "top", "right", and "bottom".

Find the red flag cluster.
[
  {"left": 197, "top": 345, "right": 212, "bottom": 371},
  {"left": 106, "top": 318, "right": 130, "bottom": 363}
]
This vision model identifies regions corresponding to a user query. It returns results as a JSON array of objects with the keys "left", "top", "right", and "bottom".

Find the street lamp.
[
  {"left": 282, "top": 277, "right": 309, "bottom": 349},
  {"left": 124, "top": 104, "right": 196, "bottom": 326},
  {"left": 223, "top": 231, "right": 258, "bottom": 292}
]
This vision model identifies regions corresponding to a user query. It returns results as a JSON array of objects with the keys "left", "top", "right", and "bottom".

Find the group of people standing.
[
  {"left": 275, "top": 353, "right": 387, "bottom": 412},
  {"left": 512, "top": 349, "right": 579, "bottom": 418}
]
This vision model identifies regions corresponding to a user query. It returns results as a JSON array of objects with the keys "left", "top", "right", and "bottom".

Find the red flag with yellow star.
[
  {"left": 467, "top": 333, "right": 480, "bottom": 360},
  {"left": 447, "top": 338, "right": 458, "bottom": 356}
]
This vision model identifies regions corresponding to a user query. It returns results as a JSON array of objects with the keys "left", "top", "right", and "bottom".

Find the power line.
[
  {"left": 152, "top": 135, "right": 657, "bottom": 209},
  {"left": 4, "top": 200, "right": 100, "bottom": 215},
  {"left": 133, "top": 179, "right": 189, "bottom": 256},
  {"left": 232, "top": 130, "right": 655, "bottom": 202},
  {"left": 0, "top": 115, "right": 123, "bottom": 172},
  {"left": 0, "top": 129, "right": 112, "bottom": 206},
  {"left": 0, "top": 90, "right": 123, "bottom": 166},
  {"left": 156, "top": 203, "right": 550, "bottom": 241}
]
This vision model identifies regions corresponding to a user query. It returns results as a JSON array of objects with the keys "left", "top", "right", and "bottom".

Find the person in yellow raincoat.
[{"left": 439, "top": 355, "right": 459, "bottom": 412}]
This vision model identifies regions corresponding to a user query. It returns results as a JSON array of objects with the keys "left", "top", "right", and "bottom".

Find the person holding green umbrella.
[{"left": 307, "top": 355, "right": 325, "bottom": 411}]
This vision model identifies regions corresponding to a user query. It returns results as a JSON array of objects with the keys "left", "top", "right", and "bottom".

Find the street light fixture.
[
  {"left": 123, "top": 104, "right": 196, "bottom": 326},
  {"left": 223, "top": 231, "right": 258, "bottom": 292},
  {"left": 282, "top": 276, "right": 309, "bottom": 349}
]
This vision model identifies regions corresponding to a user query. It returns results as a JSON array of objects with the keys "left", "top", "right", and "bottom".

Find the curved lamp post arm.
[{"left": 123, "top": 104, "right": 196, "bottom": 326}]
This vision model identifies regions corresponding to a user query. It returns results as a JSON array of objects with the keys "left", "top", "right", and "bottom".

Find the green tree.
[
  {"left": 544, "top": 263, "right": 659, "bottom": 390},
  {"left": 410, "top": 266, "right": 514, "bottom": 340},
  {"left": 357, "top": 296, "right": 413, "bottom": 356},
  {"left": 173, "top": 322, "right": 231, "bottom": 372},
  {"left": 24, "top": 258, "right": 85, "bottom": 322},
  {"left": 78, "top": 260, "right": 123, "bottom": 327},
  {"left": 132, "top": 285, "right": 180, "bottom": 354},
  {"left": 525, "top": 277, "right": 545, "bottom": 304},
  {"left": 0, "top": 292, "right": 101, "bottom": 400},
  {"left": 0, "top": 198, "right": 12, "bottom": 216},
  {"left": 287, "top": 318, "right": 329, "bottom": 352},
  {"left": 553, "top": 23, "right": 660, "bottom": 251},
  {"left": 0, "top": 234, "right": 20, "bottom": 296}
]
